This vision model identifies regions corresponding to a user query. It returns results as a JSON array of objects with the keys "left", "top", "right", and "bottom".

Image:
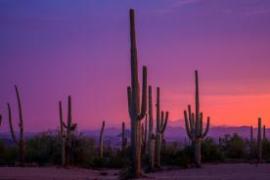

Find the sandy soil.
[
  {"left": 144, "top": 163, "right": 270, "bottom": 180},
  {"left": 0, "top": 164, "right": 269, "bottom": 180}
]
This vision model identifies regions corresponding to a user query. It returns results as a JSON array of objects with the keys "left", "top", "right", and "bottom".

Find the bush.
[{"left": 202, "top": 137, "right": 224, "bottom": 162}]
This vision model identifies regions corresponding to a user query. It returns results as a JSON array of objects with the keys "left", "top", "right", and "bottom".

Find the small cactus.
[
  {"left": 7, "top": 85, "right": 25, "bottom": 166},
  {"left": 147, "top": 86, "right": 155, "bottom": 170},
  {"left": 58, "top": 101, "right": 66, "bottom": 166},
  {"left": 99, "top": 121, "right": 105, "bottom": 159},
  {"left": 121, "top": 122, "right": 127, "bottom": 152},
  {"left": 184, "top": 71, "right": 210, "bottom": 167},
  {"left": 155, "top": 87, "right": 169, "bottom": 168},
  {"left": 263, "top": 125, "right": 266, "bottom": 140},
  {"left": 127, "top": 8, "right": 147, "bottom": 178},
  {"left": 250, "top": 126, "right": 253, "bottom": 142},
  {"left": 257, "top": 118, "right": 262, "bottom": 163},
  {"left": 0, "top": 114, "right": 2, "bottom": 127}
]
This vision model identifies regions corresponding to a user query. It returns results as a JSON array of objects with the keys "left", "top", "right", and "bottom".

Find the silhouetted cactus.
[
  {"left": 257, "top": 118, "right": 262, "bottom": 163},
  {"left": 58, "top": 101, "right": 66, "bottom": 166},
  {"left": 99, "top": 121, "right": 105, "bottom": 159},
  {"left": 184, "top": 71, "right": 210, "bottom": 167},
  {"left": 127, "top": 9, "right": 147, "bottom": 177},
  {"left": 250, "top": 126, "right": 253, "bottom": 142},
  {"left": 0, "top": 114, "right": 2, "bottom": 127},
  {"left": 147, "top": 86, "right": 155, "bottom": 170},
  {"left": 155, "top": 87, "right": 169, "bottom": 168},
  {"left": 7, "top": 85, "right": 25, "bottom": 166},
  {"left": 121, "top": 122, "right": 127, "bottom": 152},
  {"left": 263, "top": 125, "right": 266, "bottom": 140},
  {"left": 60, "top": 96, "right": 77, "bottom": 166}
]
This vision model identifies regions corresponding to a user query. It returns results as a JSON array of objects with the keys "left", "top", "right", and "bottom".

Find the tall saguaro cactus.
[
  {"left": 184, "top": 70, "right": 210, "bottom": 167},
  {"left": 99, "top": 121, "right": 105, "bottom": 158},
  {"left": 122, "top": 122, "right": 127, "bottom": 152},
  {"left": 147, "top": 86, "right": 155, "bottom": 170},
  {"left": 155, "top": 87, "right": 169, "bottom": 168},
  {"left": 257, "top": 118, "right": 262, "bottom": 163},
  {"left": 59, "top": 96, "right": 77, "bottom": 166},
  {"left": 127, "top": 9, "right": 147, "bottom": 177},
  {"left": 7, "top": 85, "right": 25, "bottom": 166}
]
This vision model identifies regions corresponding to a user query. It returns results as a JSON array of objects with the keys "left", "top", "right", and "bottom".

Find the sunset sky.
[{"left": 1, "top": 0, "right": 270, "bottom": 131}]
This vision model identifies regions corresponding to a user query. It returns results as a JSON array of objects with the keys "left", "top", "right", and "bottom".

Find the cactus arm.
[
  {"left": 14, "top": 86, "right": 24, "bottom": 148},
  {"left": 62, "top": 122, "right": 68, "bottom": 129},
  {"left": 7, "top": 103, "right": 18, "bottom": 144},
  {"left": 0, "top": 114, "right": 2, "bottom": 127},
  {"left": 160, "top": 111, "right": 168, "bottom": 133},
  {"left": 202, "top": 117, "right": 210, "bottom": 138},
  {"left": 138, "top": 66, "right": 147, "bottom": 120},
  {"left": 99, "top": 121, "right": 105, "bottom": 158},
  {"left": 187, "top": 105, "right": 194, "bottom": 130},
  {"left": 59, "top": 101, "right": 64, "bottom": 135},
  {"left": 71, "top": 123, "right": 77, "bottom": 131},
  {"left": 194, "top": 71, "right": 200, "bottom": 135},
  {"left": 148, "top": 86, "right": 153, "bottom": 133},
  {"left": 156, "top": 87, "right": 160, "bottom": 132},
  {"left": 184, "top": 110, "right": 192, "bottom": 139}
]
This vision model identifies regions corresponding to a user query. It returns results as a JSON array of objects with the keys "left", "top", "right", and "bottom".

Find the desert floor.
[{"left": 0, "top": 163, "right": 269, "bottom": 180}]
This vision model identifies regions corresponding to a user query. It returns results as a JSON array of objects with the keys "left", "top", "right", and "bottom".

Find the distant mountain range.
[{"left": 1, "top": 119, "right": 268, "bottom": 148}]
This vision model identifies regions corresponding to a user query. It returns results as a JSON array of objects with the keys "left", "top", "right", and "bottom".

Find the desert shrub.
[
  {"left": 90, "top": 147, "right": 129, "bottom": 168},
  {"left": 202, "top": 137, "right": 224, "bottom": 162},
  {"left": 161, "top": 143, "right": 192, "bottom": 168},
  {"left": 220, "top": 133, "right": 247, "bottom": 159},
  {"left": 262, "top": 139, "right": 270, "bottom": 161},
  {"left": 0, "top": 141, "right": 18, "bottom": 165},
  {"left": 26, "top": 132, "right": 61, "bottom": 165},
  {"left": 72, "top": 135, "right": 96, "bottom": 167}
]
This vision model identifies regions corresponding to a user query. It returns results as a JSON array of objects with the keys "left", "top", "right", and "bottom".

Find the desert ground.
[{"left": 0, "top": 163, "right": 269, "bottom": 180}]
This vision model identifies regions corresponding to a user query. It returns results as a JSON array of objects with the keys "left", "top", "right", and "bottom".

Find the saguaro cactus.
[
  {"left": 263, "top": 125, "right": 266, "bottom": 140},
  {"left": 0, "top": 114, "right": 2, "bottom": 127},
  {"left": 59, "top": 101, "right": 66, "bottom": 166},
  {"left": 127, "top": 9, "right": 147, "bottom": 177},
  {"left": 257, "top": 118, "right": 262, "bottom": 163},
  {"left": 99, "top": 121, "right": 105, "bottom": 158},
  {"left": 250, "top": 126, "right": 253, "bottom": 142},
  {"left": 147, "top": 86, "right": 155, "bottom": 170},
  {"left": 184, "top": 70, "right": 210, "bottom": 167},
  {"left": 155, "top": 87, "right": 169, "bottom": 168},
  {"left": 122, "top": 122, "right": 127, "bottom": 151},
  {"left": 60, "top": 96, "right": 77, "bottom": 166},
  {"left": 7, "top": 85, "right": 25, "bottom": 166}
]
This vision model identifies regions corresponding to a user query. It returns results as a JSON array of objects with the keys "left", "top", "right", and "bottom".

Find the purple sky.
[{"left": 1, "top": 0, "right": 270, "bottom": 131}]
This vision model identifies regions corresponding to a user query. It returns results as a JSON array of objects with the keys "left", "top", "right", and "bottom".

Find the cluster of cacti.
[
  {"left": 7, "top": 85, "right": 25, "bottom": 166},
  {"left": 184, "top": 71, "right": 210, "bottom": 167},
  {"left": 99, "top": 121, "right": 105, "bottom": 158},
  {"left": 59, "top": 96, "right": 77, "bottom": 166},
  {"left": 127, "top": 8, "right": 148, "bottom": 177},
  {"left": 121, "top": 122, "right": 127, "bottom": 152}
]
